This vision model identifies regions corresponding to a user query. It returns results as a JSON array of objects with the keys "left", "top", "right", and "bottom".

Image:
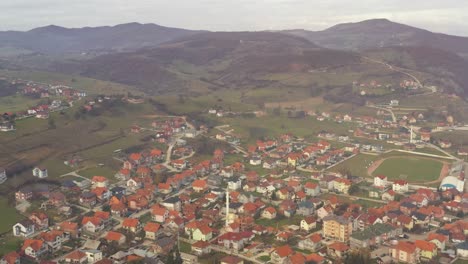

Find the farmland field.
[{"left": 371, "top": 156, "right": 444, "bottom": 182}]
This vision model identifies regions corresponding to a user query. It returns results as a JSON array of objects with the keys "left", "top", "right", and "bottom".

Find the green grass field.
[
  {"left": 372, "top": 156, "right": 443, "bottom": 182},
  {"left": 0, "top": 94, "right": 41, "bottom": 113},
  {"left": 0, "top": 198, "right": 24, "bottom": 234},
  {"left": 329, "top": 154, "right": 379, "bottom": 178}
]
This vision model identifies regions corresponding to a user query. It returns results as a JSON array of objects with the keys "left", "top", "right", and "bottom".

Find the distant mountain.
[
  {"left": 70, "top": 31, "right": 360, "bottom": 94},
  {"left": 285, "top": 19, "right": 468, "bottom": 58},
  {"left": 0, "top": 23, "right": 199, "bottom": 55}
]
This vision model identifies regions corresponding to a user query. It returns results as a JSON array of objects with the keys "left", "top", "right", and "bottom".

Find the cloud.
[{"left": 0, "top": 0, "right": 467, "bottom": 36}]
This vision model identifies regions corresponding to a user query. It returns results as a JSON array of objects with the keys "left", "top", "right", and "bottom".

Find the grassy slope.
[{"left": 0, "top": 69, "right": 137, "bottom": 95}]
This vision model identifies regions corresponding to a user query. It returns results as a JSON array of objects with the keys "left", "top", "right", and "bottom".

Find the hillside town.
[{"left": 1, "top": 102, "right": 468, "bottom": 264}]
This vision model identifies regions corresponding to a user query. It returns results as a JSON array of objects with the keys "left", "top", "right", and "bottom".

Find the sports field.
[{"left": 371, "top": 156, "right": 444, "bottom": 182}]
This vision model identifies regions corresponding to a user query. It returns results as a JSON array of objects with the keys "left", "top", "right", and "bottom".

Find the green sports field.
[{"left": 372, "top": 156, "right": 444, "bottom": 182}]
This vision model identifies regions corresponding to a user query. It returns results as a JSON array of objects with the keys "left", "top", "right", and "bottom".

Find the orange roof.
[
  {"left": 129, "top": 153, "right": 142, "bottom": 161},
  {"left": 306, "top": 253, "right": 324, "bottom": 263},
  {"left": 60, "top": 221, "right": 78, "bottom": 231},
  {"left": 304, "top": 182, "right": 318, "bottom": 189},
  {"left": 94, "top": 211, "right": 110, "bottom": 220},
  {"left": 144, "top": 222, "right": 161, "bottom": 232},
  {"left": 264, "top": 207, "right": 276, "bottom": 214},
  {"left": 105, "top": 231, "right": 124, "bottom": 241},
  {"left": 192, "top": 179, "right": 207, "bottom": 189},
  {"left": 328, "top": 242, "right": 349, "bottom": 252},
  {"left": 427, "top": 233, "right": 448, "bottom": 243},
  {"left": 197, "top": 225, "right": 213, "bottom": 235},
  {"left": 415, "top": 240, "right": 436, "bottom": 252},
  {"left": 119, "top": 168, "right": 130, "bottom": 175},
  {"left": 127, "top": 255, "right": 143, "bottom": 262},
  {"left": 91, "top": 187, "right": 108, "bottom": 197},
  {"left": 92, "top": 176, "right": 107, "bottom": 183},
  {"left": 122, "top": 218, "right": 140, "bottom": 228},
  {"left": 65, "top": 250, "right": 87, "bottom": 260},
  {"left": 275, "top": 245, "right": 294, "bottom": 258},
  {"left": 309, "top": 233, "right": 322, "bottom": 243},
  {"left": 290, "top": 253, "right": 306, "bottom": 264},
  {"left": 150, "top": 148, "right": 163, "bottom": 156},
  {"left": 2, "top": 251, "right": 20, "bottom": 264},
  {"left": 395, "top": 241, "right": 417, "bottom": 253},
  {"left": 40, "top": 230, "right": 64, "bottom": 242},
  {"left": 22, "top": 239, "right": 44, "bottom": 252},
  {"left": 82, "top": 216, "right": 102, "bottom": 226}
]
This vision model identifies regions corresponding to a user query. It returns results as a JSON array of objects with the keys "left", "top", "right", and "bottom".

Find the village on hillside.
[{"left": 1, "top": 86, "right": 468, "bottom": 264}]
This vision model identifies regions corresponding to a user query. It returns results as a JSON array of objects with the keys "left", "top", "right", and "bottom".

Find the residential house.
[
  {"left": 220, "top": 256, "right": 243, "bottom": 264},
  {"left": 104, "top": 231, "right": 126, "bottom": 245},
  {"left": 323, "top": 215, "right": 352, "bottom": 242},
  {"left": 393, "top": 180, "right": 409, "bottom": 193},
  {"left": 81, "top": 216, "right": 105, "bottom": 233},
  {"left": 29, "top": 212, "right": 49, "bottom": 230},
  {"left": 91, "top": 176, "right": 109, "bottom": 188},
  {"left": 144, "top": 222, "right": 161, "bottom": 240},
  {"left": 32, "top": 167, "right": 48, "bottom": 178},
  {"left": 350, "top": 223, "right": 402, "bottom": 249},
  {"left": 300, "top": 216, "right": 317, "bottom": 232},
  {"left": 152, "top": 206, "right": 169, "bottom": 223},
  {"left": 122, "top": 218, "right": 141, "bottom": 233},
  {"left": 192, "top": 225, "right": 213, "bottom": 241},
  {"left": 15, "top": 187, "right": 33, "bottom": 201},
  {"left": 333, "top": 178, "right": 352, "bottom": 194},
  {"left": 427, "top": 233, "right": 448, "bottom": 251},
  {"left": 40, "top": 230, "right": 67, "bottom": 252},
  {"left": 79, "top": 192, "right": 97, "bottom": 207},
  {"left": 22, "top": 239, "right": 48, "bottom": 260},
  {"left": 13, "top": 219, "right": 35, "bottom": 237},
  {"left": 456, "top": 242, "right": 468, "bottom": 258},
  {"left": 64, "top": 250, "right": 88, "bottom": 263},
  {"left": 298, "top": 233, "right": 322, "bottom": 251},
  {"left": 374, "top": 175, "right": 388, "bottom": 188},
  {"left": 191, "top": 241, "right": 211, "bottom": 256},
  {"left": 192, "top": 179, "right": 208, "bottom": 193},
  {"left": 327, "top": 242, "right": 350, "bottom": 259},
  {"left": 0, "top": 251, "right": 21, "bottom": 264},
  {"left": 415, "top": 240, "right": 437, "bottom": 260},
  {"left": 391, "top": 241, "right": 419, "bottom": 264},
  {"left": 58, "top": 221, "right": 79, "bottom": 238},
  {"left": 271, "top": 245, "right": 294, "bottom": 264},
  {"left": 304, "top": 182, "right": 320, "bottom": 197},
  {"left": 261, "top": 207, "right": 277, "bottom": 219},
  {"left": 297, "top": 200, "right": 315, "bottom": 216}
]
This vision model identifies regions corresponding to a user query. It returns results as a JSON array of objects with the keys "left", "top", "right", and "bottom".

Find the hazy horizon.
[{"left": 1, "top": 0, "right": 468, "bottom": 37}]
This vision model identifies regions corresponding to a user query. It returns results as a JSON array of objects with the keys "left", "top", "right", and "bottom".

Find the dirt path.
[{"left": 367, "top": 158, "right": 384, "bottom": 177}]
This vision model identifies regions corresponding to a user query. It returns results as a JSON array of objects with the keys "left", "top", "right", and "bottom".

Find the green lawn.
[
  {"left": 0, "top": 198, "right": 24, "bottom": 234},
  {"left": 328, "top": 154, "right": 379, "bottom": 178},
  {"left": 255, "top": 215, "right": 302, "bottom": 227},
  {"left": 453, "top": 259, "right": 468, "bottom": 264},
  {"left": 0, "top": 235, "right": 23, "bottom": 255},
  {"left": 0, "top": 94, "right": 41, "bottom": 113},
  {"left": 79, "top": 166, "right": 117, "bottom": 182},
  {"left": 372, "top": 157, "right": 443, "bottom": 182}
]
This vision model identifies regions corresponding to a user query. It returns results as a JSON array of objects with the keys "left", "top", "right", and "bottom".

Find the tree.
[
  {"left": 344, "top": 249, "right": 372, "bottom": 264},
  {"left": 48, "top": 118, "right": 56, "bottom": 129},
  {"left": 348, "top": 184, "right": 360, "bottom": 195}
]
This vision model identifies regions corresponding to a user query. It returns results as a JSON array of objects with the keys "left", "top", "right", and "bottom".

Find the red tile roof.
[{"left": 144, "top": 222, "right": 161, "bottom": 233}]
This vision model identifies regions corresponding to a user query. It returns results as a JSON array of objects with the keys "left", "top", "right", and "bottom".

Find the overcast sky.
[{"left": 1, "top": 0, "right": 467, "bottom": 36}]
